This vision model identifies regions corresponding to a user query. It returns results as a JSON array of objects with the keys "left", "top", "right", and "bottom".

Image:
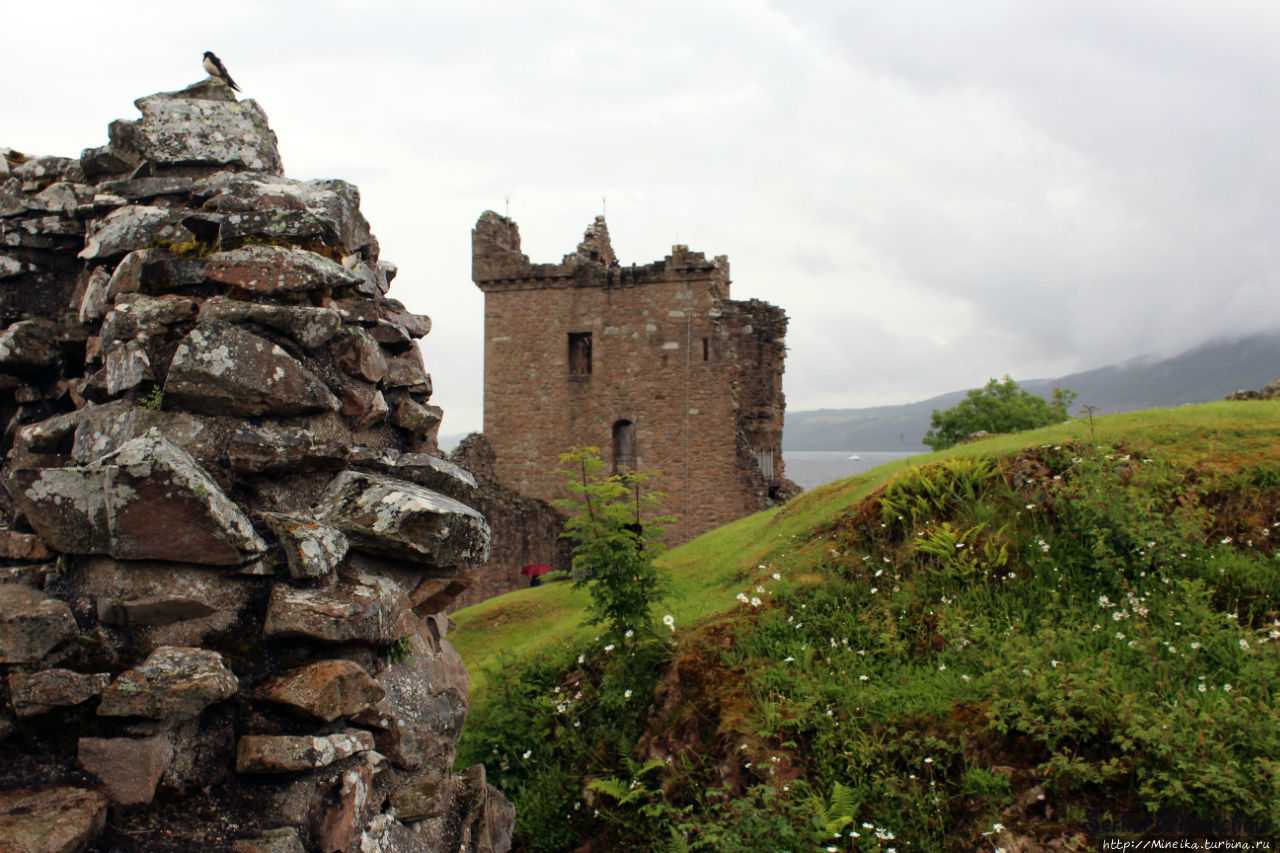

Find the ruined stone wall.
[
  {"left": 0, "top": 79, "right": 511, "bottom": 852},
  {"left": 472, "top": 212, "right": 796, "bottom": 547},
  {"left": 446, "top": 434, "right": 571, "bottom": 611}
]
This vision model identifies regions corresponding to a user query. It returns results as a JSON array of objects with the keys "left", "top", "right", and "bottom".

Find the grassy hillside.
[{"left": 452, "top": 401, "right": 1280, "bottom": 851}]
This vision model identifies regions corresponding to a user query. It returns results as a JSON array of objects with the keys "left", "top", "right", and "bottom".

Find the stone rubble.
[{"left": 0, "top": 78, "right": 510, "bottom": 851}]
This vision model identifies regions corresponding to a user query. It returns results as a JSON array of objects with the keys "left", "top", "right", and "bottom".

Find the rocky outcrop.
[
  {"left": 1225, "top": 379, "right": 1280, "bottom": 401},
  {"left": 0, "top": 79, "right": 510, "bottom": 852}
]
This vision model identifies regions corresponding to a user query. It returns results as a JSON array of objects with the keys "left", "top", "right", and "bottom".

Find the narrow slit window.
[
  {"left": 613, "top": 419, "right": 636, "bottom": 473},
  {"left": 702, "top": 337, "right": 710, "bottom": 361},
  {"left": 568, "top": 332, "right": 592, "bottom": 376}
]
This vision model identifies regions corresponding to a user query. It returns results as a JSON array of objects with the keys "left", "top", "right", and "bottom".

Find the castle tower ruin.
[{"left": 472, "top": 211, "right": 796, "bottom": 546}]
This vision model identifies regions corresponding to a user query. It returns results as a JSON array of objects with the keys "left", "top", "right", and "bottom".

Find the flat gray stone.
[
  {"left": 191, "top": 173, "right": 371, "bottom": 253},
  {"left": 317, "top": 471, "right": 490, "bottom": 570},
  {"left": 115, "top": 91, "right": 282, "bottom": 173},
  {"left": 197, "top": 297, "right": 342, "bottom": 348},
  {"left": 78, "top": 205, "right": 193, "bottom": 261},
  {"left": 202, "top": 245, "right": 363, "bottom": 294},
  {"left": 165, "top": 322, "right": 340, "bottom": 416}
]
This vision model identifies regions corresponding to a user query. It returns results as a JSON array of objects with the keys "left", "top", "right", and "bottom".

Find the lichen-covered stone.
[
  {"left": 235, "top": 730, "right": 374, "bottom": 774},
  {"left": 261, "top": 513, "right": 349, "bottom": 579},
  {"left": 7, "top": 429, "right": 266, "bottom": 565},
  {"left": 203, "top": 245, "right": 364, "bottom": 294},
  {"left": 227, "top": 418, "right": 352, "bottom": 473},
  {"left": 114, "top": 90, "right": 282, "bottom": 173},
  {"left": 355, "top": 632, "right": 470, "bottom": 771},
  {"left": 78, "top": 205, "right": 194, "bottom": 261},
  {"left": 255, "top": 659, "right": 384, "bottom": 722},
  {"left": 165, "top": 322, "right": 340, "bottom": 416},
  {"left": 191, "top": 173, "right": 372, "bottom": 254},
  {"left": 0, "top": 318, "right": 60, "bottom": 367},
  {"left": 8, "top": 669, "right": 112, "bottom": 718},
  {"left": 263, "top": 574, "right": 415, "bottom": 645},
  {"left": 98, "top": 645, "right": 238, "bottom": 720},
  {"left": 81, "top": 558, "right": 246, "bottom": 647},
  {"left": 198, "top": 296, "right": 342, "bottom": 348},
  {"left": 0, "top": 584, "right": 78, "bottom": 663},
  {"left": 317, "top": 471, "right": 490, "bottom": 569}
]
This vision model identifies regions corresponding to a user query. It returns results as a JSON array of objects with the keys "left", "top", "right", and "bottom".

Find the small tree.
[
  {"left": 555, "top": 447, "right": 671, "bottom": 643},
  {"left": 923, "top": 376, "right": 1076, "bottom": 451}
]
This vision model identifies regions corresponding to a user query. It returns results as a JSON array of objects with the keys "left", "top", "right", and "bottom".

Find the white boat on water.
[{"left": 848, "top": 454, "right": 862, "bottom": 460}]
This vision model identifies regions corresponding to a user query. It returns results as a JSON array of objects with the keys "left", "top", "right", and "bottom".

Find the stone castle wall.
[
  {"left": 0, "top": 79, "right": 511, "bottom": 852},
  {"left": 472, "top": 211, "right": 796, "bottom": 547}
]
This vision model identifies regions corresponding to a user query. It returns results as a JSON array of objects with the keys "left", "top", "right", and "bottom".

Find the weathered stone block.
[
  {"left": 165, "top": 322, "right": 339, "bottom": 417},
  {"left": 116, "top": 91, "right": 282, "bottom": 173},
  {"left": 254, "top": 659, "right": 384, "bottom": 722},
  {"left": 9, "top": 669, "right": 112, "bottom": 718},
  {"left": 203, "top": 245, "right": 363, "bottom": 294},
  {"left": 191, "top": 173, "right": 372, "bottom": 254},
  {"left": 0, "top": 318, "right": 60, "bottom": 368},
  {"left": 316, "top": 471, "right": 490, "bottom": 569},
  {"left": 78, "top": 205, "right": 194, "bottom": 261},
  {"left": 0, "top": 786, "right": 109, "bottom": 853},
  {"left": 198, "top": 296, "right": 342, "bottom": 348},
  {"left": 235, "top": 730, "right": 374, "bottom": 774},
  {"left": 77, "top": 734, "right": 174, "bottom": 804},
  {"left": 231, "top": 827, "right": 306, "bottom": 853},
  {"left": 98, "top": 645, "right": 239, "bottom": 720},
  {"left": 0, "top": 583, "right": 78, "bottom": 663},
  {"left": 7, "top": 429, "right": 266, "bottom": 565},
  {"left": 263, "top": 574, "right": 415, "bottom": 645},
  {"left": 261, "top": 512, "right": 349, "bottom": 580}
]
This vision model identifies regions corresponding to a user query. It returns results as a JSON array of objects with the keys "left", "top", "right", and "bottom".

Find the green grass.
[
  {"left": 452, "top": 400, "right": 1280, "bottom": 851},
  {"left": 454, "top": 400, "right": 1280, "bottom": 698}
]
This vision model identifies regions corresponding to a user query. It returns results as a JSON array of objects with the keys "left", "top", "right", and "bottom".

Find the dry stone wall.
[{"left": 0, "top": 79, "right": 511, "bottom": 852}]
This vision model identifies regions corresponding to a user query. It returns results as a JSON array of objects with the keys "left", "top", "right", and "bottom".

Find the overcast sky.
[{"left": 6, "top": 1, "right": 1278, "bottom": 438}]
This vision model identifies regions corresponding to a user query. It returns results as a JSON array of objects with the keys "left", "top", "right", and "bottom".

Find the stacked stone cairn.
[{"left": 0, "top": 78, "right": 513, "bottom": 852}]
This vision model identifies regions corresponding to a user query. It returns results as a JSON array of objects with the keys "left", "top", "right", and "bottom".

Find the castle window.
[
  {"left": 702, "top": 337, "right": 710, "bottom": 361},
  {"left": 613, "top": 420, "right": 636, "bottom": 473},
  {"left": 568, "top": 332, "right": 592, "bottom": 376},
  {"left": 756, "top": 448, "right": 775, "bottom": 480}
]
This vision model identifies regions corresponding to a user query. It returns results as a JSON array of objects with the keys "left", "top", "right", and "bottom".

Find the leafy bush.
[
  {"left": 556, "top": 446, "right": 672, "bottom": 643},
  {"left": 923, "top": 376, "right": 1075, "bottom": 450}
]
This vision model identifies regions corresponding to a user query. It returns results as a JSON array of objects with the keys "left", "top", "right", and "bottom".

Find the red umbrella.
[{"left": 520, "top": 563, "right": 553, "bottom": 577}]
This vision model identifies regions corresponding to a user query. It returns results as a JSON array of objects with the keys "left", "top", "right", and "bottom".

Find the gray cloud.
[{"left": 5, "top": 1, "right": 1277, "bottom": 432}]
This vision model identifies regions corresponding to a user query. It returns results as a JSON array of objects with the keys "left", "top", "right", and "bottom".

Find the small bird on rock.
[{"left": 202, "top": 51, "right": 240, "bottom": 92}]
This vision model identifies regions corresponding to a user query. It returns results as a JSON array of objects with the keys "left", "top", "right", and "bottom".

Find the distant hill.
[{"left": 784, "top": 331, "right": 1280, "bottom": 450}]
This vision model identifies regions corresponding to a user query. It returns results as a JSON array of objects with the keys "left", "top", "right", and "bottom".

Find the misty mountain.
[{"left": 784, "top": 332, "right": 1280, "bottom": 451}]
